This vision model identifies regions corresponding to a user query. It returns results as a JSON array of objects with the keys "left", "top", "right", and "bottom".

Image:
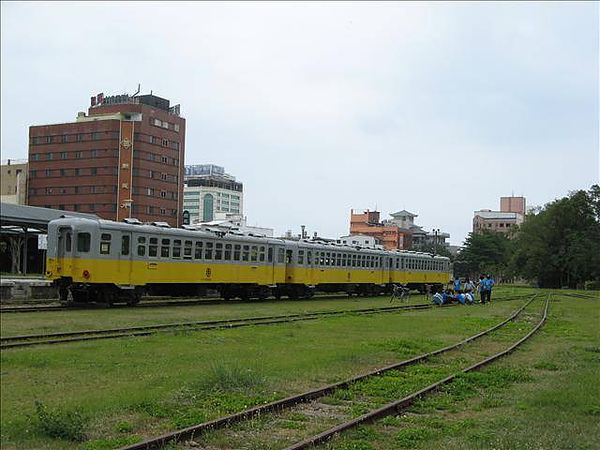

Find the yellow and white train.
[{"left": 45, "top": 217, "right": 451, "bottom": 304}]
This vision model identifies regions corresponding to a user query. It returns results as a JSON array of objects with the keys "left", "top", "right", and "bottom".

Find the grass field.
[{"left": 1, "top": 287, "right": 598, "bottom": 449}]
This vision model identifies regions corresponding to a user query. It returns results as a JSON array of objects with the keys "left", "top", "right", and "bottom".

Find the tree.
[
  {"left": 510, "top": 185, "right": 600, "bottom": 288},
  {"left": 457, "top": 230, "right": 510, "bottom": 279}
]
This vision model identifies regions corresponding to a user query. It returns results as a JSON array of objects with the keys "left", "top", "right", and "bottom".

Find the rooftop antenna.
[{"left": 132, "top": 83, "right": 140, "bottom": 97}]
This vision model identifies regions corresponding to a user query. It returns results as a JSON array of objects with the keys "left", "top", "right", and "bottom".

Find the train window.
[
  {"left": 268, "top": 247, "right": 273, "bottom": 263},
  {"left": 205, "top": 242, "right": 213, "bottom": 260},
  {"left": 149, "top": 237, "right": 158, "bottom": 257},
  {"left": 194, "top": 241, "right": 203, "bottom": 259},
  {"left": 161, "top": 239, "right": 170, "bottom": 258},
  {"left": 325, "top": 252, "right": 331, "bottom": 266},
  {"left": 306, "top": 250, "right": 312, "bottom": 265},
  {"left": 172, "top": 239, "right": 181, "bottom": 259},
  {"left": 137, "top": 243, "right": 146, "bottom": 256},
  {"left": 184, "top": 240, "right": 192, "bottom": 259},
  {"left": 215, "top": 243, "right": 223, "bottom": 260},
  {"left": 100, "top": 233, "right": 111, "bottom": 255},
  {"left": 242, "top": 245, "right": 250, "bottom": 262},
  {"left": 138, "top": 236, "right": 146, "bottom": 244},
  {"left": 121, "top": 235, "right": 130, "bottom": 256},
  {"left": 298, "top": 250, "right": 304, "bottom": 265},
  {"left": 225, "top": 244, "right": 232, "bottom": 260},
  {"left": 259, "top": 246, "right": 266, "bottom": 262},
  {"left": 77, "top": 233, "right": 91, "bottom": 253},
  {"left": 250, "top": 246, "right": 258, "bottom": 262},
  {"left": 234, "top": 244, "right": 241, "bottom": 261},
  {"left": 277, "top": 248, "right": 285, "bottom": 263}
]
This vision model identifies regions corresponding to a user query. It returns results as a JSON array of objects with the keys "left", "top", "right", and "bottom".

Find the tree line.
[{"left": 455, "top": 185, "right": 600, "bottom": 289}]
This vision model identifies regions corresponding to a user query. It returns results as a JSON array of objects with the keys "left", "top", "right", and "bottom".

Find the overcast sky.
[{"left": 2, "top": 1, "right": 598, "bottom": 246}]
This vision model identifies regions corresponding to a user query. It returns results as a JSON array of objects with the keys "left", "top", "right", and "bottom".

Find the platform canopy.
[{"left": 0, "top": 203, "right": 99, "bottom": 235}]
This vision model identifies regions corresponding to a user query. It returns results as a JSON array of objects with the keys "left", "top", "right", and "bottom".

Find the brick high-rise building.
[{"left": 28, "top": 90, "right": 186, "bottom": 226}]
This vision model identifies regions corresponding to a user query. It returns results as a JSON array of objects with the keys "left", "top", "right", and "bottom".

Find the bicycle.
[{"left": 390, "top": 284, "right": 410, "bottom": 303}]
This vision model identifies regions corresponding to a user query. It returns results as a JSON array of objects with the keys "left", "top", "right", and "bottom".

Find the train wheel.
[{"left": 127, "top": 293, "right": 141, "bottom": 306}]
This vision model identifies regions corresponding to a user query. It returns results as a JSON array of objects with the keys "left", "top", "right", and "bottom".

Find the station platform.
[{"left": 0, "top": 276, "right": 57, "bottom": 303}]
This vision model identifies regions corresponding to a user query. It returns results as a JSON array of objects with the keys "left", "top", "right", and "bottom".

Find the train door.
[
  {"left": 284, "top": 242, "right": 296, "bottom": 284},
  {"left": 119, "top": 232, "right": 134, "bottom": 284},
  {"left": 56, "top": 226, "right": 73, "bottom": 275},
  {"left": 387, "top": 257, "right": 393, "bottom": 284}
]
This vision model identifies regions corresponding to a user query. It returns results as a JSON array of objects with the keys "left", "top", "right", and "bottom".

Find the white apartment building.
[{"left": 183, "top": 164, "right": 243, "bottom": 224}]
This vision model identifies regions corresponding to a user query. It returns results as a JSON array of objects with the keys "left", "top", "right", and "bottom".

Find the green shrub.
[
  {"left": 584, "top": 280, "right": 600, "bottom": 290},
  {"left": 32, "top": 400, "right": 87, "bottom": 441}
]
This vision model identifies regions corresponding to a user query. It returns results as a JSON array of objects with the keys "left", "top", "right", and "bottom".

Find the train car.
[{"left": 45, "top": 217, "right": 451, "bottom": 304}]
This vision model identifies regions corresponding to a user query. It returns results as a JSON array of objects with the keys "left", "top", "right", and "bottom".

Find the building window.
[
  {"left": 91, "top": 149, "right": 100, "bottom": 157},
  {"left": 61, "top": 135, "right": 68, "bottom": 143},
  {"left": 76, "top": 134, "right": 83, "bottom": 142},
  {"left": 90, "top": 167, "right": 97, "bottom": 175},
  {"left": 75, "top": 151, "right": 83, "bottom": 158},
  {"left": 60, "top": 152, "right": 68, "bottom": 160},
  {"left": 203, "top": 194, "right": 214, "bottom": 222},
  {"left": 46, "top": 136, "right": 54, "bottom": 144},
  {"left": 161, "top": 156, "right": 168, "bottom": 164},
  {"left": 46, "top": 153, "right": 53, "bottom": 160},
  {"left": 162, "top": 138, "right": 169, "bottom": 147},
  {"left": 91, "top": 132, "right": 100, "bottom": 140},
  {"left": 45, "top": 169, "right": 52, "bottom": 177}
]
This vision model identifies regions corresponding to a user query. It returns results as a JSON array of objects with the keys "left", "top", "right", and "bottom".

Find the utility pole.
[{"left": 433, "top": 229, "right": 440, "bottom": 255}]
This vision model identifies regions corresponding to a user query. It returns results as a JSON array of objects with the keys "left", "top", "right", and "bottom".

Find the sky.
[{"left": 1, "top": 1, "right": 598, "bottom": 246}]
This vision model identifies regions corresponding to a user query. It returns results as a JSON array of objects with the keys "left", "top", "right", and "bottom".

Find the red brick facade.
[{"left": 28, "top": 95, "right": 186, "bottom": 226}]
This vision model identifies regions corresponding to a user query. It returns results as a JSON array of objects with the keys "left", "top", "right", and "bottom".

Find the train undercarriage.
[{"left": 55, "top": 277, "right": 442, "bottom": 306}]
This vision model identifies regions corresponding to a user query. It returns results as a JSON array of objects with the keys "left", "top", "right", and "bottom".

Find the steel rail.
[
  {"left": 116, "top": 294, "right": 540, "bottom": 450},
  {"left": 284, "top": 293, "right": 550, "bottom": 450},
  {"left": 0, "top": 303, "right": 435, "bottom": 349}
]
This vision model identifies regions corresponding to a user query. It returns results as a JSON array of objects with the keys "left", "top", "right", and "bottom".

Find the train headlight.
[{"left": 83, "top": 270, "right": 90, "bottom": 279}]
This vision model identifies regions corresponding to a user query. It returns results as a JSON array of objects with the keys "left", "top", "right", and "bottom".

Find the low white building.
[
  {"left": 338, "top": 234, "right": 382, "bottom": 249},
  {"left": 473, "top": 210, "right": 524, "bottom": 234}
]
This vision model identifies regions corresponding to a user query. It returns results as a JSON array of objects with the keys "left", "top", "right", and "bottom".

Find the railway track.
[
  {"left": 116, "top": 293, "right": 548, "bottom": 450},
  {"left": 0, "top": 293, "right": 389, "bottom": 313},
  {"left": 0, "top": 292, "right": 533, "bottom": 313},
  {"left": 0, "top": 303, "right": 436, "bottom": 349}
]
